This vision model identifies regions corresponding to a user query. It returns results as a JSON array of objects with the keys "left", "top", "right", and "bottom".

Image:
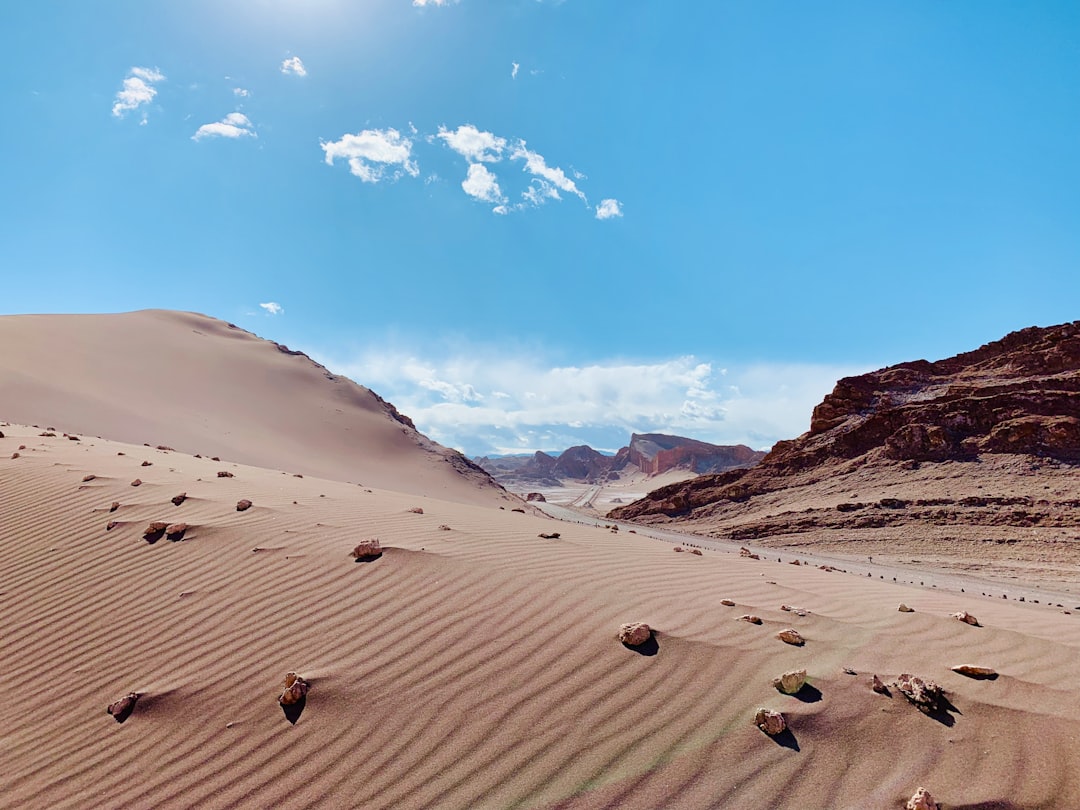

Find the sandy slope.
[
  {"left": 4, "top": 424, "right": 1080, "bottom": 809},
  {"left": 0, "top": 310, "right": 510, "bottom": 506}
]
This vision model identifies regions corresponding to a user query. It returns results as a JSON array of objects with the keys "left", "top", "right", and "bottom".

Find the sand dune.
[
  {"left": 4, "top": 423, "right": 1080, "bottom": 809},
  {"left": 0, "top": 310, "right": 509, "bottom": 506}
]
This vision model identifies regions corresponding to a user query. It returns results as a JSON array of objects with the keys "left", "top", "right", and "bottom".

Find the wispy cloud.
[
  {"left": 322, "top": 128, "right": 419, "bottom": 183},
  {"left": 280, "top": 56, "right": 307, "bottom": 76},
  {"left": 320, "top": 344, "right": 867, "bottom": 455},
  {"left": 511, "top": 140, "right": 587, "bottom": 207},
  {"left": 413, "top": 0, "right": 457, "bottom": 6},
  {"left": 259, "top": 302, "right": 284, "bottom": 316},
  {"left": 595, "top": 198, "right": 623, "bottom": 220},
  {"left": 112, "top": 66, "right": 165, "bottom": 120},
  {"left": 511, "top": 62, "right": 520, "bottom": 79},
  {"left": 192, "top": 112, "right": 256, "bottom": 141},
  {"left": 233, "top": 87, "right": 250, "bottom": 97}
]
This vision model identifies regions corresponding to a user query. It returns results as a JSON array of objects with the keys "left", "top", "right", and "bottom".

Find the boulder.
[
  {"left": 951, "top": 664, "right": 997, "bottom": 679},
  {"left": 351, "top": 538, "right": 382, "bottom": 560},
  {"left": 107, "top": 692, "right": 140, "bottom": 723},
  {"left": 753, "top": 708, "right": 786, "bottom": 736},
  {"left": 906, "top": 787, "right": 939, "bottom": 810},
  {"left": 525, "top": 492, "right": 547, "bottom": 502},
  {"left": 895, "top": 673, "right": 947, "bottom": 714},
  {"left": 236, "top": 499, "right": 253, "bottom": 512},
  {"left": 618, "top": 622, "right": 652, "bottom": 646},
  {"left": 952, "top": 610, "right": 980, "bottom": 626},
  {"left": 777, "top": 628, "right": 805, "bottom": 646},
  {"left": 278, "top": 672, "right": 309, "bottom": 706},
  {"left": 772, "top": 669, "right": 807, "bottom": 694},
  {"left": 898, "top": 603, "right": 914, "bottom": 612}
]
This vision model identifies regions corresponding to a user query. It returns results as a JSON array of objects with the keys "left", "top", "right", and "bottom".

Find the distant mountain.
[{"left": 475, "top": 433, "right": 765, "bottom": 487}]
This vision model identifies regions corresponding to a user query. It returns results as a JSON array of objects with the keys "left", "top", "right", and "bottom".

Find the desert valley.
[{"left": 3, "top": 310, "right": 1080, "bottom": 809}]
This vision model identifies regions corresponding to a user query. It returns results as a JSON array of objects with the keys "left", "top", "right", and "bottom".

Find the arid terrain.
[{"left": 4, "top": 311, "right": 1080, "bottom": 810}]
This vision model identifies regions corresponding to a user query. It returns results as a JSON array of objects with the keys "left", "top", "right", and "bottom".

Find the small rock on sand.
[
  {"left": 895, "top": 673, "right": 947, "bottom": 714},
  {"left": 82, "top": 474, "right": 96, "bottom": 482},
  {"left": 130, "top": 479, "right": 142, "bottom": 487},
  {"left": 952, "top": 610, "right": 980, "bottom": 626},
  {"left": 107, "top": 692, "right": 140, "bottom": 723},
  {"left": 165, "top": 523, "right": 188, "bottom": 539},
  {"left": 217, "top": 471, "right": 234, "bottom": 478},
  {"left": 144, "top": 521, "right": 169, "bottom": 537},
  {"left": 738, "top": 615, "right": 763, "bottom": 625},
  {"left": 110, "top": 501, "right": 120, "bottom": 512},
  {"left": 279, "top": 672, "right": 309, "bottom": 706},
  {"left": 720, "top": 599, "right": 736, "bottom": 607},
  {"left": 352, "top": 538, "right": 382, "bottom": 560},
  {"left": 106, "top": 521, "right": 119, "bottom": 531},
  {"left": 754, "top": 708, "right": 786, "bottom": 736},
  {"left": 951, "top": 664, "right": 997, "bottom": 679},
  {"left": 141, "top": 461, "right": 152, "bottom": 467},
  {"left": 236, "top": 499, "right": 253, "bottom": 512},
  {"left": 772, "top": 669, "right": 807, "bottom": 694},
  {"left": 898, "top": 603, "right": 914, "bottom": 612},
  {"left": 538, "top": 532, "right": 561, "bottom": 539},
  {"left": 777, "top": 628, "right": 805, "bottom": 646},
  {"left": 689, "top": 548, "right": 703, "bottom": 556},
  {"left": 408, "top": 506, "right": 424, "bottom": 514},
  {"left": 907, "top": 787, "right": 939, "bottom": 810},
  {"left": 10, "top": 452, "right": 19, "bottom": 459},
  {"left": 673, "top": 546, "right": 685, "bottom": 552},
  {"left": 871, "top": 674, "right": 889, "bottom": 694},
  {"left": 618, "top": 622, "right": 652, "bottom": 646},
  {"left": 171, "top": 492, "right": 187, "bottom": 506}
]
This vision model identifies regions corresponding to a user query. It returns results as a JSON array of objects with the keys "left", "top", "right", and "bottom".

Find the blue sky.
[{"left": 3, "top": 1, "right": 1079, "bottom": 455}]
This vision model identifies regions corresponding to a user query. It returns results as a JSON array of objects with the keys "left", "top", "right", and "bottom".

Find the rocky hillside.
[{"left": 611, "top": 321, "right": 1080, "bottom": 521}]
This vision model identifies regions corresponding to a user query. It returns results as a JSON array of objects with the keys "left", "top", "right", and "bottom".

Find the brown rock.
[
  {"left": 437, "top": 524, "right": 451, "bottom": 531},
  {"left": 10, "top": 452, "right": 19, "bottom": 459},
  {"left": 141, "top": 460, "right": 152, "bottom": 467},
  {"left": 217, "top": 470, "right": 234, "bottom": 478},
  {"left": 525, "top": 492, "right": 547, "bottom": 502},
  {"left": 753, "top": 708, "right": 786, "bottom": 736},
  {"left": 236, "top": 499, "right": 253, "bottom": 512},
  {"left": 106, "top": 521, "right": 118, "bottom": 531},
  {"left": 906, "top": 787, "right": 940, "bottom": 810},
  {"left": 720, "top": 599, "right": 736, "bottom": 606},
  {"left": 278, "top": 672, "right": 309, "bottom": 706},
  {"left": 952, "top": 610, "right": 980, "bottom": 626},
  {"left": 351, "top": 538, "right": 382, "bottom": 560},
  {"left": 871, "top": 674, "right": 889, "bottom": 694},
  {"left": 171, "top": 492, "right": 187, "bottom": 506},
  {"left": 538, "top": 532, "right": 561, "bottom": 539},
  {"left": 408, "top": 506, "right": 424, "bottom": 514},
  {"left": 673, "top": 546, "right": 685, "bottom": 552},
  {"left": 144, "top": 521, "right": 169, "bottom": 537},
  {"left": 130, "top": 479, "right": 142, "bottom": 487},
  {"left": 165, "top": 523, "right": 188, "bottom": 540},
  {"left": 67, "top": 435, "right": 80, "bottom": 441},
  {"left": 689, "top": 548, "right": 703, "bottom": 556},
  {"left": 618, "top": 622, "right": 652, "bottom": 646},
  {"left": 951, "top": 664, "right": 997, "bottom": 679},
  {"left": 895, "top": 673, "right": 947, "bottom": 714},
  {"left": 772, "top": 669, "right": 807, "bottom": 694},
  {"left": 107, "top": 692, "right": 140, "bottom": 723},
  {"left": 780, "top": 605, "right": 809, "bottom": 616},
  {"left": 82, "top": 474, "right": 96, "bottom": 482},
  {"left": 777, "top": 628, "right": 805, "bottom": 646},
  {"left": 109, "top": 501, "right": 120, "bottom": 512},
  {"left": 898, "top": 603, "right": 914, "bottom": 612},
  {"left": 738, "top": 615, "right": 763, "bottom": 625}
]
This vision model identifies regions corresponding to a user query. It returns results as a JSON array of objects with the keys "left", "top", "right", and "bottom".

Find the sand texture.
[{"left": 4, "top": 423, "right": 1080, "bottom": 809}]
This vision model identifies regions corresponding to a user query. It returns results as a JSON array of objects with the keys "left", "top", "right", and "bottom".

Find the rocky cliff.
[{"left": 611, "top": 321, "right": 1080, "bottom": 521}]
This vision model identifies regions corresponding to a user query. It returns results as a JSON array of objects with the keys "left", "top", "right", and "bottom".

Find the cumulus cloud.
[
  {"left": 112, "top": 66, "right": 165, "bottom": 119},
  {"left": 461, "top": 164, "right": 506, "bottom": 204},
  {"left": 510, "top": 140, "right": 587, "bottom": 207},
  {"left": 322, "top": 128, "right": 419, "bottom": 183},
  {"left": 437, "top": 124, "right": 506, "bottom": 162},
  {"left": 192, "top": 112, "right": 256, "bottom": 141},
  {"left": 280, "top": 56, "right": 307, "bottom": 76},
  {"left": 595, "top": 198, "right": 623, "bottom": 220},
  {"left": 320, "top": 344, "right": 867, "bottom": 455},
  {"left": 413, "top": 0, "right": 456, "bottom": 5},
  {"left": 259, "top": 302, "right": 283, "bottom": 316}
]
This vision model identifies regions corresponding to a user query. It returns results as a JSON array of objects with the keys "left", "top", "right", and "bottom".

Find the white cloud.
[
  {"left": 413, "top": 0, "right": 457, "bottom": 5},
  {"left": 510, "top": 140, "right": 587, "bottom": 206},
  {"left": 596, "top": 198, "right": 623, "bottom": 219},
  {"left": 112, "top": 66, "right": 165, "bottom": 118},
  {"left": 192, "top": 112, "right": 256, "bottom": 141},
  {"left": 322, "top": 128, "right": 419, "bottom": 183},
  {"left": 320, "top": 344, "right": 869, "bottom": 455},
  {"left": 233, "top": 87, "right": 250, "bottom": 97},
  {"left": 511, "top": 62, "right": 520, "bottom": 79},
  {"left": 280, "top": 56, "right": 307, "bottom": 76},
  {"left": 259, "top": 302, "right": 284, "bottom": 316},
  {"left": 437, "top": 124, "right": 507, "bottom": 162},
  {"left": 461, "top": 163, "right": 506, "bottom": 204}
]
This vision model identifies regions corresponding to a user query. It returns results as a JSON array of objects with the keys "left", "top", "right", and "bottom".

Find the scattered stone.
[
  {"left": 952, "top": 610, "right": 980, "bottom": 626},
  {"left": 82, "top": 474, "right": 96, "bottom": 482},
  {"left": 171, "top": 492, "right": 187, "bottom": 506},
  {"left": 738, "top": 615, "right": 763, "bottom": 625},
  {"left": 211, "top": 456, "right": 220, "bottom": 461},
  {"left": 106, "top": 521, "right": 118, "bottom": 531},
  {"left": 437, "top": 524, "right": 451, "bottom": 531},
  {"left": 144, "top": 521, "right": 169, "bottom": 537},
  {"left": 906, "top": 787, "right": 940, "bottom": 810},
  {"left": 278, "top": 672, "right": 309, "bottom": 705},
  {"left": 898, "top": 603, "right": 914, "bottom": 612},
  {"left": 689, "top": 548, "right": 703, "bottom": 556},
  {"left": 351, "top": 538, "right": 382, "bottom": 560},
  {"left": 720, "top": 599, "right": 736, "bottom": 607},
  {"left": 165, "top": 523, "right": 188, "bottom": 541},
  {"left": 511, "top": 508, "right": 525, "bottom": 513},
  {"left": 777, "top": 628, "right": 805, "bottom": 646},
  {"left": 130, "top": 479, "right": 142, "bottom": 487},
  {"left": 871, "top": 674, "right": 889, "bottom": 694},
  {"left": 217, "top": 471, "right": 234, "bottom": 478},
  {"left": 236, "top": 499, "right": 253, "bottom": 512},
  {"left": 156, "top": 445, "right": 174, "bottom": 451},
  {"left": 67, "top": 435, "right": 80, "bottom": 441},
  {"left": 107, "top": 692, "right": 140, "bottom": 723},
  {"left": 408, "top": 506, "right": 424, "bottom": 514},
  {"left": 950, "top": 664, "right": 998, "bottom": 679},
  {"left": 772, "top": 669, "right": 807, "bottom": 694},
  {"left": 753, "top": 708, "right": 786, "bottom": 736},
  {"left": 538, "top": 532, "right": 561, "bottom": 539},
  {"left": 293, "top": 473, "right": 303, "bottom": 478},
  {"left": 894, "top": 673, "right": 947, "bottom": 714},
  {"left": 10, "top": 452, "right": 19, "bottom": 459},
  {"left": 739, "top": 546, "right": 761, "bottom": 560},
  {"left": 780, "top": 605, "right": 809, "bottom": 616},
  {"left": 109, "top": 501, "right": 120, "bottom": 512},
  {"left": 618, "top": 622, "right": 652, "bottom": 646},
  {"left": 673, "top": 546, "right": 685, "bottom": 552},
  {"left": 843, "top": 667, "right": 857, "bottom": 675},
  {"left": 141, "top": 461, "right": 152, "bottom": 467}
]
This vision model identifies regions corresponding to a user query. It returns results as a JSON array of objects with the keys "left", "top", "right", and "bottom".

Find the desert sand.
[{"left": 4, "top": 422, "right": 1080, "bottom": 809}]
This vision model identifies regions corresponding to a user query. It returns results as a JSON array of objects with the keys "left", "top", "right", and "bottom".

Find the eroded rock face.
[
  {"left": 279, "top": 672, "right": 309, "bottom": 705},
  {"left": 772, "top": 669, "right": 807, "bottom": 694},
  {"left": 895, "top": 673, "right": 947, "bottom": 714},
  {"left": 351, "top": 538, "right": 382, "bottom": 560},
  {"left": 618, "top": 622, "right": 652, "bottom": 646},
  {"left": 777, "top": 628, "right": 805, "bottom": 646},
  {"left": 754, "top": 708, "right": 786, "bottom": 736},
  {"left": 906, "top": 787, "right": 940, "bottom": 810}
]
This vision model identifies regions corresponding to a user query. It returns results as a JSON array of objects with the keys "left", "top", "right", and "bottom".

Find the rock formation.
[{"left": 895, "top": 673, "right": 947, "bottom": 715}]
